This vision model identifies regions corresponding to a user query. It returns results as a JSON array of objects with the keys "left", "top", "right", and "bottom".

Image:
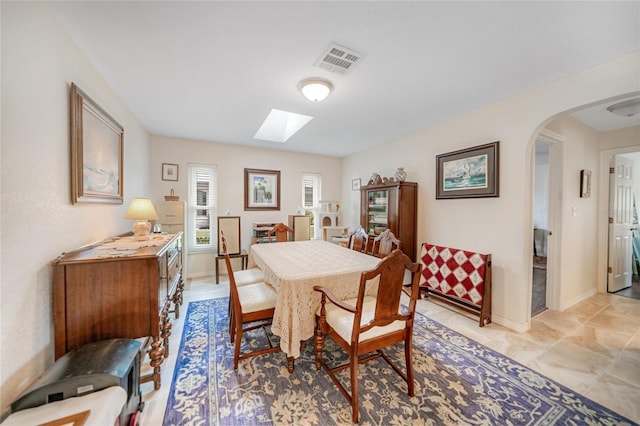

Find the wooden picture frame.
[
  {"left": 436, "top": 141, "right": 499, "bottom": 199},
  {"left": 218, "top": 216, "right": 241, "bottom": 255},
  {"left": 162, "top": 163, "right": 179, "bottom": 181},
  {"left": 70, "top": 83, "right": 124, "bottom": 204},
  {"left": 352, "top": 178, "right": 361, "bottom": 191},
  {"left": 244, "top": 168, "right": 280, "bottom": 211},
  {"left": 580, "top": 169, "right": 591, "bottom": 198}
]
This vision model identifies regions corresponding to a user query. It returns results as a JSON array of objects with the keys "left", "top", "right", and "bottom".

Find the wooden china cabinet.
[
  {"left": 51, "top": 232, "right": 184, "bottom": 390},
  {"left": 360, "top": 181, "right": 418, "bottom": 261}
]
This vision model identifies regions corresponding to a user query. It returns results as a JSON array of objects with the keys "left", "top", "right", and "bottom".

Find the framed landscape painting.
[
  {"left": 436, "top": 141, "right": 499, "bottom": 199},
  {"left": 244, "top": 168, "right": 281, "bottom": 210},
  {"left": 70, "top": 83, "right": 124, "bottom": 204}
]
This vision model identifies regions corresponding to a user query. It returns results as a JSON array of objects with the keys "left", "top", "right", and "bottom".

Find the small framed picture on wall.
[
  {"left": 352, "top": 178, "right": 361, "bottom": 191},
  {"left": 162, "top": 163, "right": 179, "bottom": 181},
  {"left": 580, "top": 169, "right": 591, "bottom": 198}
]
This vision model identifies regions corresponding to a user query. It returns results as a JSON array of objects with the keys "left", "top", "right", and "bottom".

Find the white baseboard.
[
  {"left": 491, "top": 314, "right": 530, "bottom": 333},
  {"left": 559, "top": 288, "right": 597, "bottom": 311}
]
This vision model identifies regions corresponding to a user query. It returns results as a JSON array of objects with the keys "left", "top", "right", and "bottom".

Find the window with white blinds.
[
  {"left": 302, "top": 173, "right": 321, "bottom": 238},
  {"left": 188, "top": 163, "right": 217, "bottom": 251},
  {"left": 303, "top": 174, "right": 321, "bottom": 208}
]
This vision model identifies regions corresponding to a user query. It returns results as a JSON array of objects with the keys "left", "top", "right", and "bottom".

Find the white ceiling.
[
  {"left": 569, "top": 96, "right": 640, "bottom": 132},
  {"left": 45, "top": 1, "right": 640, "bottom": 158}
]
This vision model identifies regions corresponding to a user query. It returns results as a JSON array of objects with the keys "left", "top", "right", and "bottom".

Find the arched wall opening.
[{"left": 527, "top": 92, "right": 640, "bottom": 320}]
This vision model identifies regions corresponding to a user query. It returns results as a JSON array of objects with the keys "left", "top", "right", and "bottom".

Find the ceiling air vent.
[{"left": 315, "top": 43, "right": 363, "bottom": 75}]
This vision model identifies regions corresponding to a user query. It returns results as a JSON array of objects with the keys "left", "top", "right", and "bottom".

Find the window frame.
[
  {"left": 187, "top": 163, "right": 217, "bottom": 252},
  {"left": 302, "top": 173, "right": 322, "bottom": 239}
]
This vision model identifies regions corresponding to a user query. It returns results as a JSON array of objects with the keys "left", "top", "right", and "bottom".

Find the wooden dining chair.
[
  {"left": 363, "top": 236, "right": 375, "bottom": 256},
  {"left": 219, "top": 230, "right": 264, "bottom": 286},
  {"left": 268, "top": 222, "right": 293, "bottom": 242},
  {"left": 313, "top": 249, "right": 422, "bottom": 423},
  {"left": 347, "top": 226, "right": 368, "bottom": 253},
  {"left": 222, "top": 234, "right": 280, "bottom": 369},
  {"left": 219, "top": 232, "right": 265, "bottom": 352},
  {"left": 371, "top": 229, "right": 401, "bottom": 258}
]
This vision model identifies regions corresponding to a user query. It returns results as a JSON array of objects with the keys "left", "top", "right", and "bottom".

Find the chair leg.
[
  {"left": 350, "top": 355, "right": 359, "bottom": 423},
  {"left": 233, "top": 322, "right": 242, "bottom": 370},
  {"left": 405, "top": 339, "right": 415, "bottom": 397},
  {"left": 314, "top": 316, "right": 324, "bottom": 370},
  {"left": 229, "top": 305, "right": 236, "bottom": 343}
]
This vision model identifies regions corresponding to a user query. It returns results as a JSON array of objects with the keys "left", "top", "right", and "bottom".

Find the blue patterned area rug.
[{"left": 164, "top": 298, "right": 636, "bottom": 425}]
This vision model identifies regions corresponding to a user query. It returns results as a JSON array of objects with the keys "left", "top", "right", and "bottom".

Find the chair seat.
[
  {"left": 238, "top": 282, "right": 276, "bottom": 313},
  {"left": 321, "top": 296, "right": 405, "bottom": 343},
  {"left": 234, "top": 267, "right": 264, "bottom": 286}
]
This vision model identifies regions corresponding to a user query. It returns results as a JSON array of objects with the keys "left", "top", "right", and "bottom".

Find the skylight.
[{"left": 254, "top": 109, "right": 313, "bottom": 143}]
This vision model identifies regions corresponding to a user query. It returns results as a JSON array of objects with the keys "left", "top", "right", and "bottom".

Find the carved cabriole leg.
[
  {"left": 287, "top": 356, "right": 295, "bottom": 373},
  {"left": 149, "top": 337, "right": 164, "bottom": 390}
]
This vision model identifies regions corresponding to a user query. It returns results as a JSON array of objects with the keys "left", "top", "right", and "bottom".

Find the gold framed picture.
[{"left": 70, "top": 83, "right": 123, "bottom": 204}]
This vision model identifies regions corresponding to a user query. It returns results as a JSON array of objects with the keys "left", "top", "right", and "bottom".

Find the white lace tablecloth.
[{"left": 250, "top": 240, "right": 381, "bottom": 358}]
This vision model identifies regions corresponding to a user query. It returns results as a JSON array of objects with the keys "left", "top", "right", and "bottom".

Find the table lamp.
[{"left": 124, "top": 197, "right": 159, "bottom": 240}]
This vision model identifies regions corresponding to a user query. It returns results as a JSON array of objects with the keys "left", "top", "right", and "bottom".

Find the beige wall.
[
  {"left": 1, "top": 3, "right": 151, "bottom": 415},
  {"left": 545, "top": 116, "right": 601, "bottom": 308},
  {"left": 149, "top": 135, "right": 343, "bottom": 278},
  {"left": 341, "top": 53, "right": 639, "bottom": 331},
  {"left": 600, "top": 126, "right": 640, "bottom": 151}
]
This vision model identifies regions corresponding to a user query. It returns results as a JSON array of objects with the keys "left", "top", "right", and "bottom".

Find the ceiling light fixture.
[
  {"left": 606, "top": 98, "right": 640, "bottom": 117},
  {"left": 299, "top": 78, "right": 332, "bottom": 102}
]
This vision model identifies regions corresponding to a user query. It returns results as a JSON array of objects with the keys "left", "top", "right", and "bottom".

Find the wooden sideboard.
[{"left": 52, "top": 232, "right": 184, "bottom": 390}]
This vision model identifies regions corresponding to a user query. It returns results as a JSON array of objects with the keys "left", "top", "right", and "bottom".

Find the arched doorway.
[{"left": 530, "top": 94, "right": 640, "bottom": 318}]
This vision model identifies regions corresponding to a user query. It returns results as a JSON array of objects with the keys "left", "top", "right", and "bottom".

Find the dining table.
[{"left": 249, "top": 239, "right": 381, "bottom": 372}]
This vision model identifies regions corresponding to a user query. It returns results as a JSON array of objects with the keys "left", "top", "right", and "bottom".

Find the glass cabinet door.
[{"left": 366, "top": 189, "right": 388, "bottom": 236}]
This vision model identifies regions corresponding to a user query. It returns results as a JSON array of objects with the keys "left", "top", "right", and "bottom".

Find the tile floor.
[
  {"left": 616, "top": 279, "right": 640, "bottom": 300},
  {"left": 139, "top": 276, "right": 640, "bottom": 425},
  {"left": 531, "top": 257, "right": 547, "bottom": 316}
]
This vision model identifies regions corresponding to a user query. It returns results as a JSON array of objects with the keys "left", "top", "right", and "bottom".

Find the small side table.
[{"left": 215, "top": 249, "right": 249, "bottom": 284}]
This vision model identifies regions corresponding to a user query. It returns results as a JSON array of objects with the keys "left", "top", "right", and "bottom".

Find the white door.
[{"left": 608, "top": 155, "right": 634, "bottom": 292}]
